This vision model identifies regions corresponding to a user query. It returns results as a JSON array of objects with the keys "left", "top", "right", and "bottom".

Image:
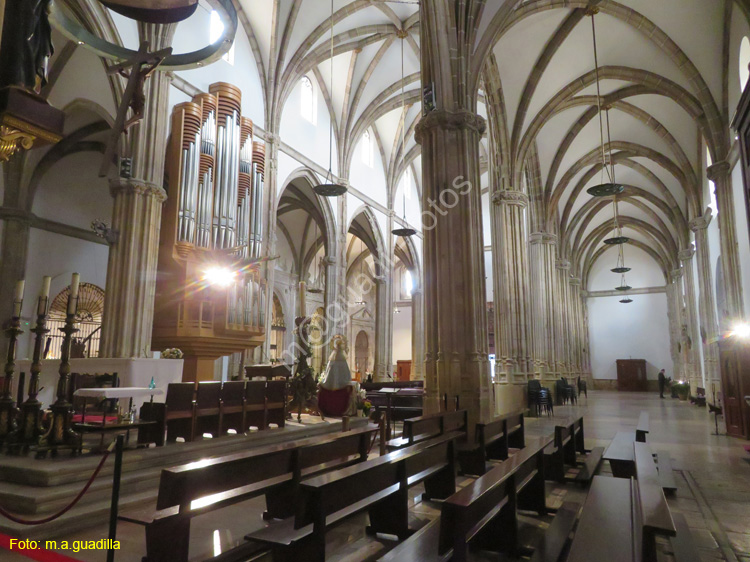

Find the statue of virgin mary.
[{"left": 0, "top": 1, "right": 55, "bottom": 92}]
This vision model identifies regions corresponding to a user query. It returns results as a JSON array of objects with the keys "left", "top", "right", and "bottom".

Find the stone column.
[
  {"left": 100, "top": 23, "right": 175, "bottom": 358},
  {"left": 569, "top": 277, "right": 583, "bottom": 380},
  {"left": 555, "top": 259, "right": 572, "bottom": 379},
  {"left": 528, "top": 232, "right": 558, "bottom": 383},
  {"left": 489, "top": 189, "right": 531, "bottom": 384},
  {"left": 678, "top": 248, "right": 701, "bottom": 390},
  {"left": 411, "top": 287, "right": 425, "bottom": 380},
  {"left": 415, "top": 110, "right": 492, "bottom": 426},
  {"left": 666, "top": 269, "right": 685, "bottom": 383},
  {"left": 690, "top": 213, "right": 721, "bottom": 393},
  {"left": 707, "top": 161, "right": 744, "bottom": 325},
  {"left": 580, "top": 290, "right": 593, "bottom": 381},
  {"left": 261, "top": 133, "right": 280, "bottom": 362},
  {"left": 373, "top": 276, "right": 393, "bottom": 382}
]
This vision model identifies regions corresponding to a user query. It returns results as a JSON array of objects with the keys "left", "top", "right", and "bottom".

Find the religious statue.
[
  {"left": 318, "top": 335, "right": 355, "bottom": 418},
  {"left": 287, "top": 316, "right": 320, "bottom": 422},
  {"left": 0, "top": 1, "right": 54, "bottom": 92}
]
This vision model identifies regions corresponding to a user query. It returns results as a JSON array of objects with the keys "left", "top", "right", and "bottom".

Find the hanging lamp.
[
  {"left": 619, "top": 297, "right": 633, "bottom": 304},
  {"left": 313, "top": 0, "right": 347, "bottom": 197},
  {"left": 615, "top": 274, "right": 632, "bottom": 292},
  {"left": 308, "top": 219, "right": 324, "bottom": 294},
  {"left": 586, "top": 12, "right": 623, "bottom": 198},
  {"left": 611, "top": 241, "right": 631, "bottom": 273},
  {"left": 392, "top": 34, "right": 416, "bottom": 237}
]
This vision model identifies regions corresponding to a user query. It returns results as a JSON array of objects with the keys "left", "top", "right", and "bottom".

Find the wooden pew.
[
  {"left": 244, "top": 380, "right": 266, "bottom": 430},
  {"left": 604, "top": 431, "right": 638, "bottom": 478},
  {"left": 192, "top": 381, "right": 222, "bottom": 439},
  {"left": 266, "top": 380, "right": 287, "bottom": 428},
  {"left": 386, "top": 409, "right": 468, "bottom": 451},
  {"left": 379, "top": 435, "right": 564, "bottom": 562},
  {"left": 567, "top": 441, "right": 676, "bottom": 562},
  {"left": 218, "top": 380, "right": 245, "bottom": 435},
  {"left": 119, "top": 425, "right": 378, "bottom": 562},
  {"left": 139, "top": 382, "right": 195, "bottom": 445},
  {"left": 569, "top": 417, "right": 604, "bottom": 484},
  {"left": 544, "top": 422, "right": 576, "bottom": 483},
  {"left": 636, "top": 411, "right": 649, "bottom": 442},
  {"left": 245, "top": 433, "right": 459, "bottom": 562},
  {"left": 457, "top": 410, "right": 525, "bottom": 476},
  {"left": 655, "top": 450, "right": 677, "bottom": 494}
]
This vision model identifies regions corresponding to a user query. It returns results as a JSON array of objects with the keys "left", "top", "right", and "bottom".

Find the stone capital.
[
  {"left": 670, "top": 268, "right": 683, "bottom": 282},
  {"left": 555, "top": 259, "right": 571, "bottom": 270},
  {"left": 264, "top": 131, "right": 281, "bottom": 145},
  {"left": 415, "top": 109, "right": 486, "bottom": 143},
  {"left": 688, "top": 210, "right": 712, "bottom": 232},
  {"left": 529, "top": 232, "right": 557, "bottom": 245},
  {"left": 491, "top": 190, "right": 528, "bottom": 208},
  {"left": 569, "top": 277, "right": 582, "bottom": 286},
  {"left": 0, "top": 207, "right": 31, "bottom": 224},
  {"left": 678, "top": 247, "right": 695, "bottom": 262},
  {"left": 706, "top": 160, "right": 731, "bottom": 182},
  {"left": 323, "top": 256, "right": 337, "bottom": 267},
  {"left": 580, "top": 290, "right": 589, "bottom": 298},
  {"left": 109, "top": 178, "right": 168, "bottom": 203}
]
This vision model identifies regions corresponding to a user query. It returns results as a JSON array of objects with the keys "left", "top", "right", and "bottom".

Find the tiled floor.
[{"left": 2, "top": 390, "right": 749, "bottom": 561}]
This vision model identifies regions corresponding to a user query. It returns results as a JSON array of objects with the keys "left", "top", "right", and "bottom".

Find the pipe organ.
[{"left": 153, "top": 82, "right": 267, "bottom": 382}]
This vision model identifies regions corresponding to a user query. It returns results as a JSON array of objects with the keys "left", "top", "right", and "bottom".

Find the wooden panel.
[
  {"left": 396, "top": 360, "right": 412, "bottom": 382},
  {"left": 718, "top": 339, "right": 750, "bottom": 439}
]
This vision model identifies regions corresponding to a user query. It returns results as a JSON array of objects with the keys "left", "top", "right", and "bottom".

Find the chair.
[
  {"left": 556, "top": 378, "right": 577, "bottom": 405},
  {"left": 528, "top": 380, "right": 550, "bottom": 417},
  {"left": 219, "top": 381, "right": 246, "bottom": 434},
  {"left": 577, "top": 376, "right": 588, "bottom": 398},
  {"left": 265, "top": 380, "right": 287, "bottom": 428},
  {"left": 160, "top": 382, "right": 196, "bottom": 443},
  {"left": 193, "top": 381, "right": 222, "bottom": 439},
  {"left": 538, "top": 388, "right": 554, "bottom": 416},
  {"left": 245, "top": 380, "right": 266, "bottom": 431}
]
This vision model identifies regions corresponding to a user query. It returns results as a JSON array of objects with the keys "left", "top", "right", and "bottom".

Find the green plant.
[{"left": 671, "top": 380, "right": 690, "bottom": 400}]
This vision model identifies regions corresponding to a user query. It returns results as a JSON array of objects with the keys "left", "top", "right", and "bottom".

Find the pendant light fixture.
[
  {"left": 313, "top": 0, "right": 346, "bottom": 197},
  {"left": 308, "top": 218, "right": 324, "bottom": 294},
  {"left": 619, "top": 297, "right": 633, "bottom": 304},
  {"left": 392, "top": 33, "right": 416, "bottom": 237},
  {"left": 611, "top": 242, "right": 630, "bottom": 273},
  {"left": 615, "top": 274, "right": 632, "bottom": 292},
  {"left": 586, "top": 12, "right": 623, "bottom": 198},
  {"left": 354, "top": 236, "right": 366, "bottom": 306}
]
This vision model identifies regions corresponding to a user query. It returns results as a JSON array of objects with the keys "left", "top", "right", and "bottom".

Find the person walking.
[{"left": 658, "top": 369, "right": 666, "bottom": 399}]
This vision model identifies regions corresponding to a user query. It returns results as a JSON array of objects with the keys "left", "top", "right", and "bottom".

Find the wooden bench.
[
  {"left": 568, "top": 441, "right": 676, "bottom": 562},
  {"left": 544, "top": 423, "right": 577, "bottom": 483},
  {"left": 604, "top": 431, "right": 638, "bottom": 478},
  {"left": 655, "top": 450, "right": 677, "bottom": 494},
  {"left": 457, "top": 410, "right": 525, "bottom": 476},
  {"left": 218, "top": 380, "right": 246, "bottom": 434},
  {"left": 636, "top": 411, "right": 649, "bottom": 442},
  {"left": 265, "top": 380, "right": 287, "bottom": 428},
  {"left": 139, "top": 382, "right": 195, "bottom": 445},
  {"left": 379, "top": 435, "right": 563, "bottom": 562},
  {"left": 569, "top": 417, "right": 604, "bottom": 484},
  {"left": 246, "top": 432, "right": 459, "bottom": 562},
  {"left": 119, "top": 425, "right": 378, "bottom": 562},
  {"left": 244, "top": 380, "right": 266, "bottom": 430},
  {"left": 386, "top": 409, "right": 468, "bottom": 451}
]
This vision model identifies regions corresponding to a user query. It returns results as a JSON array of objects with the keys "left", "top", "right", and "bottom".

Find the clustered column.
[
  {"left": 489, "top": 189, "right": 531, "bottom": 384},
  {"left": 528, "top": 232, "right": 558, "bottom": 384},
  {"left": 690, "top": 213, "right": 721, "bottom": 393},
  {"left": 707, "top": 161, "right": 744, "bottom": 324},
  {"left": 100, "top": 23, "right": 175, "bottom": 358},
  {"left": 410, "top": 287, "right": 425, "bottom": 380},
  {"left": 678, "top": 248, "right": 701, "bottom": 390},
  {"left": 554, "top": 260, "right": 572, "bottom": 379},
  {"left": 415, "top": 110, "right": 493, "bottom": 427}
]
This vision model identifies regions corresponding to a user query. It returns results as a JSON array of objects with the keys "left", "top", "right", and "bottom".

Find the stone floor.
[{"left": 1, "top": 390, "right": 749, "bottom": 561}]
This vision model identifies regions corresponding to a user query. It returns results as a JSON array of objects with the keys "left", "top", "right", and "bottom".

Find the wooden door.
[
  {"left": 616, "top": 359, "right": 647, "bottom": 391},
  {"left": 719, "top": 341, "right": 748, "bottom": 439},
  {"left": 396, "top": 360, "right": 412, "bottom": 382}
]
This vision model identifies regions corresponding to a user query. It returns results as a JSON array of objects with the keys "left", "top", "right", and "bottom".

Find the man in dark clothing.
[{"left": 658, "top": 369, "right": 666, "bottom": 398}]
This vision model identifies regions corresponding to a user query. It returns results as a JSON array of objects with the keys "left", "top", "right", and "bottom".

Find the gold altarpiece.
[{"left": 153, "top": 82, "right": 267, "bottom": 381}]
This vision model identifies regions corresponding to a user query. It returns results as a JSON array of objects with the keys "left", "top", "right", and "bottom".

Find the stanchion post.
[{"left": 107, "top": 434, "right": 124, "bottom": 562}]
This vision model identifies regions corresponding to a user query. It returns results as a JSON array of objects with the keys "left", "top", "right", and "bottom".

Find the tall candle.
[
  {"left": 67, "top": 273, "right": 80, "bottom": 315},
  {"left": 13, "top": 280, "right": 25, "bottom": 317},
  {"left": 299, "top": 281, "right": 306, "bottom": 318},
  {"left": 37, "top": 276, "right": 51, "bottom": 316}
]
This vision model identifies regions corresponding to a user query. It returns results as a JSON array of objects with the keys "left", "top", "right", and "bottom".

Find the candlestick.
[
  {"left": 13, "top": 280, "right": 24, "bottom": 318},
  {"left": 67, "top": 273, "right": 80, "bottom": 315},
  {"left": 0, "top": 314, "right": 23, "bottom": 447},
  {"left": 37, "top": 276, "right": 51, "bottom": 316}
]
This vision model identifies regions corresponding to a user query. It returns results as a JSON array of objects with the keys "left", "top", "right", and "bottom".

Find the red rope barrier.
[{"left": 0, "top": 449, "right": 111, "bottom": 526}]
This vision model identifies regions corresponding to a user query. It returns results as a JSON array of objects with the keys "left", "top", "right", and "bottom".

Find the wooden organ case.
[{"left": 153, "top": 82, "right": 267, "bottom": 382}]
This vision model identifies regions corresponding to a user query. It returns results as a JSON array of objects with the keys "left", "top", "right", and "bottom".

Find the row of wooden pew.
[{"left": 139, "top": 380, "right": 287, "bottom": 446}]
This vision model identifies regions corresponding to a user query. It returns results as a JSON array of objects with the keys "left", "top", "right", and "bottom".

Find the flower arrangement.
[
  {"left": 162, "top": 348, "right": 184, "bottom": 359},
  {"left": 356, "top": 389, "right": 372, "bottom": 417}
]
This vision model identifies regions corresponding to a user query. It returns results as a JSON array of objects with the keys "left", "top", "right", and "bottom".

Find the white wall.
[
  {"left": 588, "top": 293, "right": 673, "bottom": 380},
  {"left": 392, "top": 302, "right": 412, "bottom": 364}
]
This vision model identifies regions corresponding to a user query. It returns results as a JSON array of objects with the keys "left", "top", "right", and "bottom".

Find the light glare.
[
  {"left": 204, "top": 267, "right": 236, "bottom": 287},
  {"left": 731, "top": 323, "right": 750, "bottom": 338}
]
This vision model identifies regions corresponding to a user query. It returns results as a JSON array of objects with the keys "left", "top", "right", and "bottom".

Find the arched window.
[
  {"left": 210, "top": 10, "right": 235, "bottom": 65},
  {"left": 404, "top": 269, "right": 414, "bottom": 298},
  {"left": 47, "top": 283, "right": 105, "bottom": 359},
  {"left": 300, "top": 77, "right": 316, "bottom": 124},
  {"left": 361, "top": 130, "right": 374, "bottom": 167},
  {"left": 740, "top": 37, "right": 750, "bottom": 92}
]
